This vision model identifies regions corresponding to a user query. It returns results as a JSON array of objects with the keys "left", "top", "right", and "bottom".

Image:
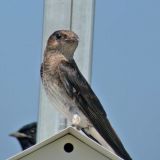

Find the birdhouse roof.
[{"left": 8, "top": 127, "right": 122, "bottom": 160}]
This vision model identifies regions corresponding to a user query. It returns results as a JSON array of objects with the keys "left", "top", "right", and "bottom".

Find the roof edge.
[{"left": 8, "top": 127, "right": 122, "bottom": 160}]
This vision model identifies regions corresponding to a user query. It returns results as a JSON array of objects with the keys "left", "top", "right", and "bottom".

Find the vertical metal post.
[{"left": 37, "top": 0, "right": 95, "bottom": 142}]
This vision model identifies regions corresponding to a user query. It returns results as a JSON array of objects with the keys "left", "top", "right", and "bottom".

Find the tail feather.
[{"left": 94, "top": 117, "right": 132, "bottom": 160}]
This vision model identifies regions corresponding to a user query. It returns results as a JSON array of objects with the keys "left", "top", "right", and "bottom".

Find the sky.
[{"left": 0, "top": 0, "right": 160, "bottom": 159}]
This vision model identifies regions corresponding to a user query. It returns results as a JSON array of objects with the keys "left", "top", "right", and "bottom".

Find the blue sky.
[{"left": 0, "top": 0, "right": 160, "bottom": 159}]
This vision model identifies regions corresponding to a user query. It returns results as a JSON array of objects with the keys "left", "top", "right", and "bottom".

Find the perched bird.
[
  {"left": 9, "top": 122, "right": 37, "bottom": 150},
  {"left": 41, "top": 30, "right": 132, "bottom": 160}
]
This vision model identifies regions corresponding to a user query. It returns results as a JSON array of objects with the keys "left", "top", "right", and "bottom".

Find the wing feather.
[{"left": 58, "top": 59, "right": 132, "bottom": 160}]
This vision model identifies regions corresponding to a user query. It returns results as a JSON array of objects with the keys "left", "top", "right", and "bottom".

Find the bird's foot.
[{"left": 71, "top": 114, "right": 81, "bottom": 130}]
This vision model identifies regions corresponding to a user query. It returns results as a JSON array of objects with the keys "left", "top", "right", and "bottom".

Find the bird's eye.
[{"left": 55, "top": 33, "right": 62, "bottom": 40}]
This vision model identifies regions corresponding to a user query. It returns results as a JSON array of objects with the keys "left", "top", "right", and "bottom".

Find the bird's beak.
[
  {"left": 65, "top": 36, "right": 79, "bottom": 43},
  {"left": 74, "top": 36, "right": 79, "bottom": 42},
  {"left": 9, "top": 132, "right": 28, "bottom": 138}
]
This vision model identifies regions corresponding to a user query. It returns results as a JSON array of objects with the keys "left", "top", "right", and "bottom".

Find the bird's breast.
[{"left": 42, "top": 71, "right": 90, "bottom": 128}]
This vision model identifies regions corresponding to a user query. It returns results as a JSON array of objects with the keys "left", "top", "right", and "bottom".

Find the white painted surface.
[{"left": 8, "top": 127, "right": 122, "bottom": 160}]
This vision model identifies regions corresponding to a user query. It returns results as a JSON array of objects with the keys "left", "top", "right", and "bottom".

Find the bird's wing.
[{"left": 58, "top": 59, "right": 131, "bottom": 160}]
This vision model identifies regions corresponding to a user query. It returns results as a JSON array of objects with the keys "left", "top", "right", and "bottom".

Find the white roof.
[{"left": 8, "top": 127, "right": 122, "bottom": 160}]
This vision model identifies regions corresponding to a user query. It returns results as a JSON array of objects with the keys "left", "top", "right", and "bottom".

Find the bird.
[
  {"left": 9, "top": 122, "right": 37, "bottom": 150},
  {"left": 41, "top": 30, "right": 132, "bottom": 160}
]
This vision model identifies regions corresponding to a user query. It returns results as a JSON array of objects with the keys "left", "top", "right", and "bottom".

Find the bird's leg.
[{"left": 71, "top": 114, "right": 81, "bottom": 130}]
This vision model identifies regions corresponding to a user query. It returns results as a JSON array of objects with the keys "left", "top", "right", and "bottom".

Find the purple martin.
[
  {"left": 41, "top": 30, "right": 132, "bottom": 160},
  {"left": 9, "top": 122, "right": 37, "bottom": 150}
]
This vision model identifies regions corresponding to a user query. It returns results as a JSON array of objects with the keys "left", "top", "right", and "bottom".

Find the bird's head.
[
  {"left": 46, "top": 30, "right": 79, "bottom": 59},
  {"left": 9, "top": 122, "right": 37, "bottom": 150}
]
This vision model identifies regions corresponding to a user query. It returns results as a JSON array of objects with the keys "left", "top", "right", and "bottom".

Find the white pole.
[{"left": 37, "top": 0, "right": 95, "bottom": 142}]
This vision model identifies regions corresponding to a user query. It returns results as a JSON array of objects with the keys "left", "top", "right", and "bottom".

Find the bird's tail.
[{"left": 94, "top": 117, "right": 132, "bottom": 160}]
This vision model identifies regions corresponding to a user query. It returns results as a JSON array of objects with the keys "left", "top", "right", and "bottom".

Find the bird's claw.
[{"left": 71, "top": 114, "right": 81, "bottom": 130}]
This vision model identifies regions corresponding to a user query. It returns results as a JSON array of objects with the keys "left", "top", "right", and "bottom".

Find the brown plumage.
[{"left": 41, "top": 30, "right": 132, "bottom": 160}]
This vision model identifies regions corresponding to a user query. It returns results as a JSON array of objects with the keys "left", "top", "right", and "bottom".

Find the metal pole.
[{"left": 37, "top": 0, "right": 95, "bottom": 142}]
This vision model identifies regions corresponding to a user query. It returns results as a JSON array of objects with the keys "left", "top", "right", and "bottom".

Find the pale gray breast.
[
  {"left": 42, "top": 71, "right": 90, "bottom": 128},
  {"left": 42, "top": 72, "right": 70, "bottom": 115}
]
